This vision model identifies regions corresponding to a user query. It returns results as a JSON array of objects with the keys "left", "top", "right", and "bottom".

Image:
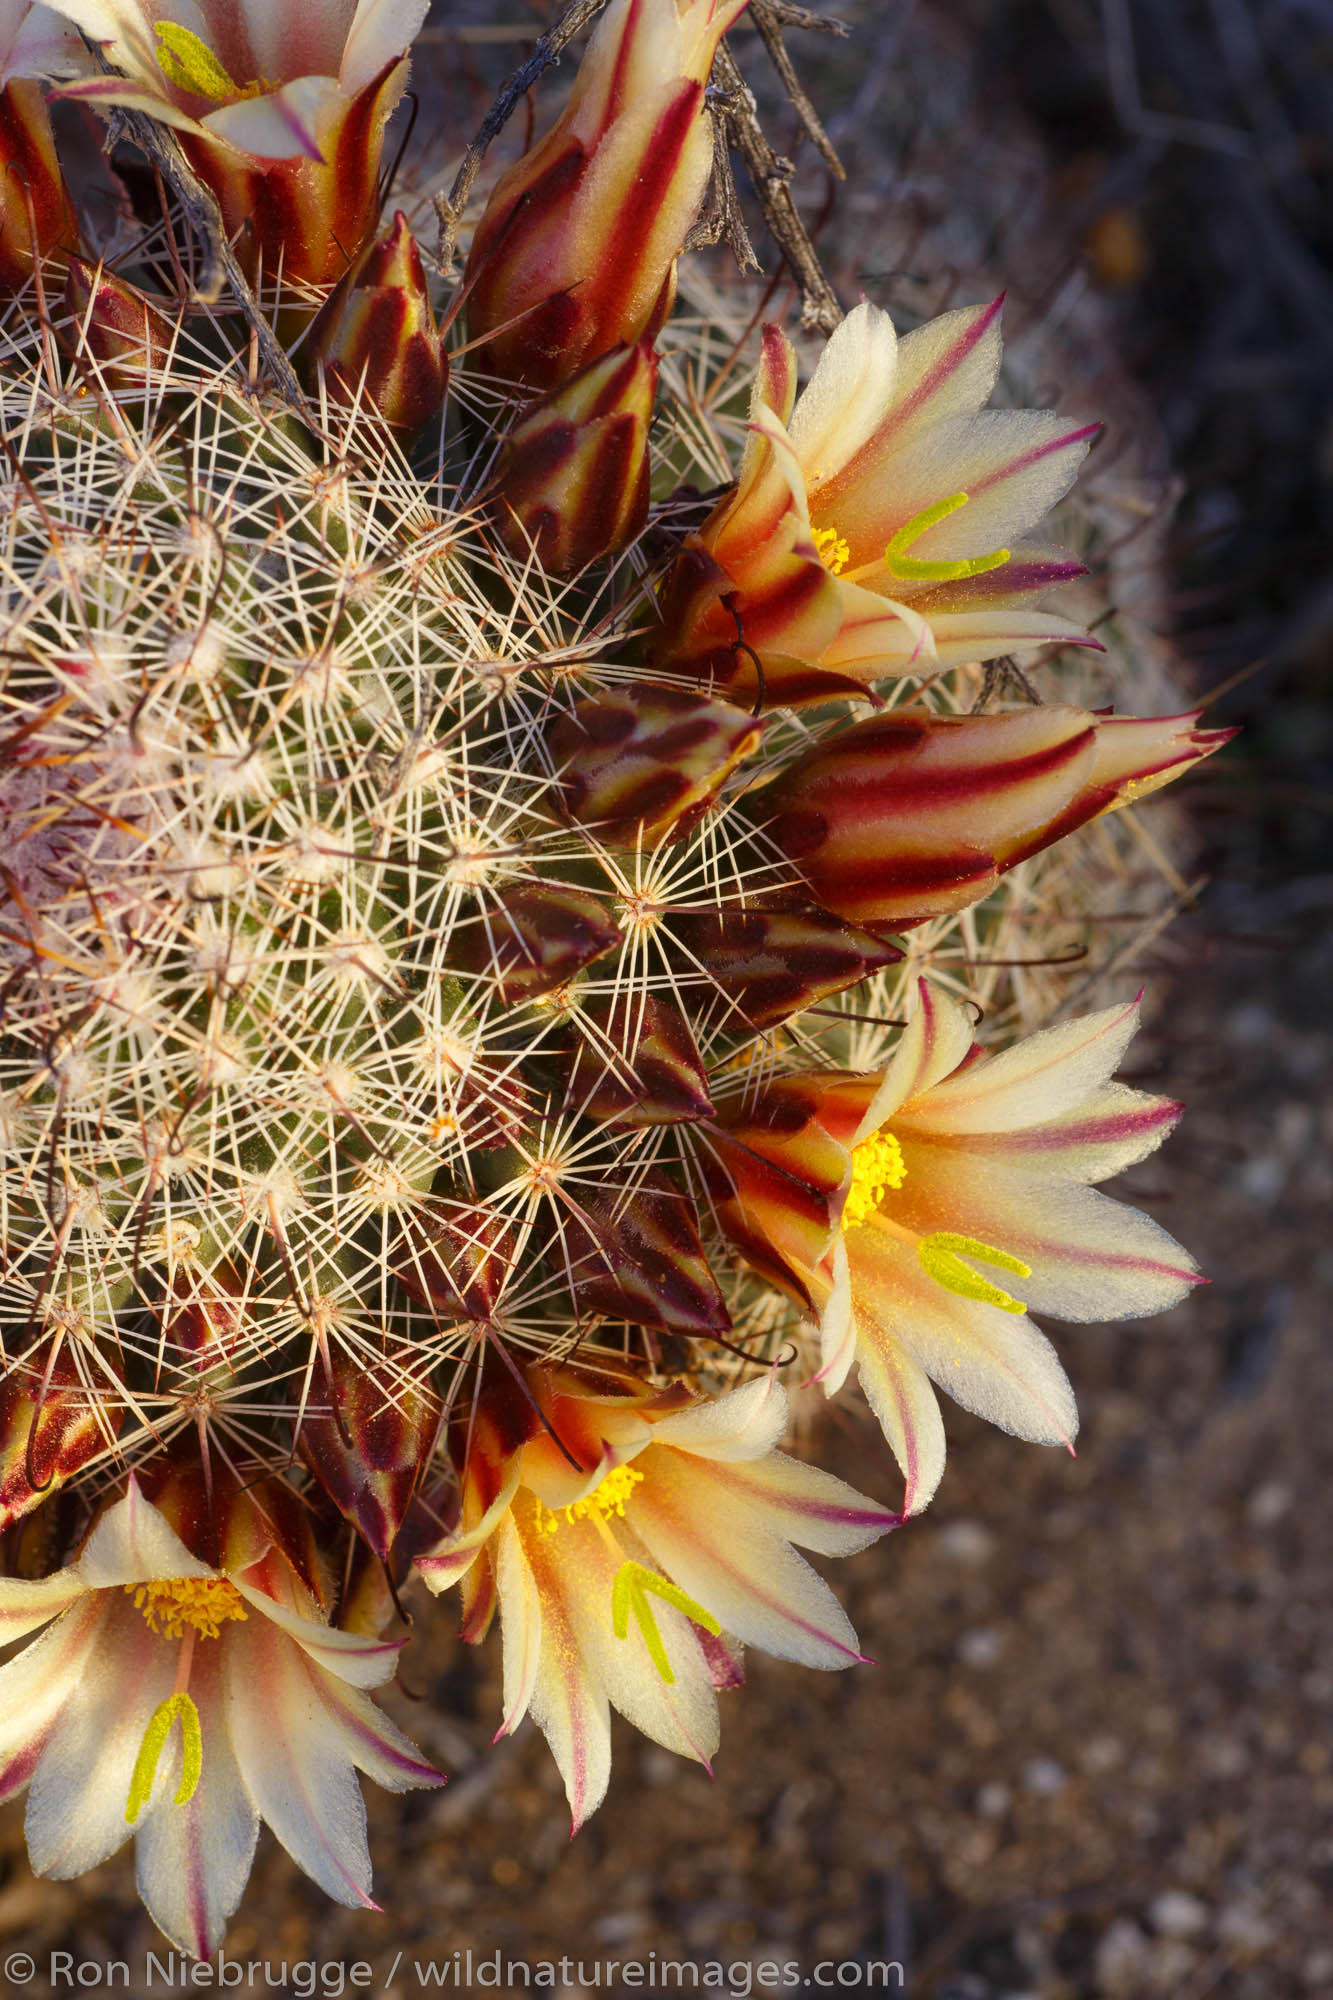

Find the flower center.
[
  {"left": 812, "top": 526, "right": 850, "bottom": 575},
  {"left": 841, "top": 1129, "right": 907, "bottom": 1233},
  {"left": 154, "top": 23, "right": 275, "bottom": 104},
  {"left": 126, "top": 1575, "right": 248, "bottom": 1641},
  {"left": 538, "top": 1461, "right": 644, "bottom": 1535}
]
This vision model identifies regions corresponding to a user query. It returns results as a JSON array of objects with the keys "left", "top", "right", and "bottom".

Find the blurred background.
[{"left": 4, "top": 2, "right": 1330, "bottom": 1994}]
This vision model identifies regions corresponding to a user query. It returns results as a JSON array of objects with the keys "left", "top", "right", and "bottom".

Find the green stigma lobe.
[
  {"left": 918, "top": 1231, "right": 1032, "bottom": 1314},
  {"left": 154, "top": 22, "right": 243, "bottom": 104},
  {"left": 612, "top": 1560, "right": 721, "bottom": 1685},
  {"left": 125, "top": 1691, "right": 204, "bottom": 1823},
  {"left": 884, "top": 492, "right": 1011, "bottom": 583}
]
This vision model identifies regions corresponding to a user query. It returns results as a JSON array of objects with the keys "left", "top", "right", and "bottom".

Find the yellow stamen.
[
  {"left": 918, "top": 1231, "right": 1031, "bottom": 1314},
  {"left": 611, "top": 1560, "right": 722, "bottom": 1685},
  {"left": 126, "top": 1575, "right": 248, "bottom": 1641},
  {"left": 812, "top": 525, "right": 851, "bottom": 576},
  {"left": 883, "top": 492, "right": 1011, "bottom": 583},
  {"left": 154, "top": 23, "right": 274, "bottom": 104},
  {"left": 125, "top": 1692, "right": 203, "bottom": 1823},
  {"left": 538, "top": 1462, "right": 644, "bottom": 1536},
  {"left": 841, "top": 1130, "right": 907, "bottom": 1233}
]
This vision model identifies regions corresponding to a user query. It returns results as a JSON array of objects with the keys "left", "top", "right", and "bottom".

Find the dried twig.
[
  {"left": 103, "top": 108, "right": 307, "bottom": 408},
  {"left": 432, "top": 0, "right": 610, "bottom": 275},
  {"left": 749, "top": 0, "right": 846, "bottom": 181},
  {"left": 684, "top": 95, "right": 762, "bottom": 270},
  {"left": 711, "top": 36, "right": 843, "bottom": 332}
]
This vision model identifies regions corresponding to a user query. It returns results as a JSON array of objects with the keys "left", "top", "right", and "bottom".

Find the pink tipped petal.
[
  {"left": 910, "top": 996, "right": 1144, "bottom": 1133},
  {"left": 77, "top": 1480, "right": 213, "bottom": 1589},
  {"left": 232, "top": 1578, "right": 404, "bottom": 1688},
  {"left": 854, "top": 979, "right": 978, "bottom": 1139},
  {"left": 341, "top": 0, "right": 430, "bottom": 96},
  {"left": 494, "top": 1513, "right": 543, "bottom": 1738},
  {"left": 223, "top": 1614, "right": 378, "bottom": 1909},
  {"left": 518, "top": 1518, "right": 612, "bottom": 1830},
  {"left": 788, "top": 300, "right": 900, "bottom": 484},
  {"left": 299, "top": 1674, "right": 443, "bottom": 1794},
  {"left": 668, "top": 1446, "right": 900, "bottom": 1556},
  {"left": 0, "top": 1569, "right": 88, "bottom": 1640},
  {"left": 649, "top": 1372, "right": 789, "bottom": 1461},
  {"left": 923, "top": 1084, "right": 1182, "bottom": 1184},
  {"left": 0, "top": 1594, "right": 104, "bottom": 1771},
  {"left": 204, "top": 75, "right": 338, "bottom": 160},
  {"left": 851, "top": 1316, "right": 947, "bottom": 1519}
]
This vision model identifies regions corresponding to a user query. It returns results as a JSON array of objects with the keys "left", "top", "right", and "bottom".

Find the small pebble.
[
  {"left": 1247, "top": 1479, "right": 1293, "bottom": 1526},
  {"left": 1095, "top": 1918, "right": 1151, "bottom": 1997},
  {"left": 1149, "top": 1890, "right": 1210, "bottom": 1938},
  {"left": 936, "top": 1519, "right": 995, "bottom": 1564},
  {"left": 1217, "top": 1902, "right": 1275, "bottom": 1954},
  {"left": 957, "top": 1625, "right": 1004, "bottom": 1668},
  {"left": 976, "top": 1781, "right": 1012, "bottom": 1819},
  {"left": 1021, "top": 1756, "right": 1067, "bottom": 1796}
]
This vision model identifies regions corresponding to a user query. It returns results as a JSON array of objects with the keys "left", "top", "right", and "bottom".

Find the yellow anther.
[
  {"left": 884, "top": 493, "right": 1011, "bottom": 583},
  {"left": 154, "top": 23, "right": 274, "bottom": 104},
  {"left": 125, "top": 1692, "right": 203, "bottom": 1823},
  {"left": 812, "top": 525, "right": 851, "bottom": 576},
  {"left": 126, "top": 1575, "right": 248, "bottom": 1642},
  {"left": 841, "top": 1130, "right": 907, "bottom": 1233},
  {"left": 918, "top": 1231, "right": 1031, "bottom": 1314},
  {"left": 611, "top": 1560, "right": 722, "bottom": 1685},
  {"left": 538, "top": 1462, "right": 644, "bottom": 1536}
]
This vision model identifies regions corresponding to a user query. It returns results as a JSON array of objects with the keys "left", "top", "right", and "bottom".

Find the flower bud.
[
  {"left": 558, "top": 1164, "right": 731, "bottom": 1334},
  {"left": 562, "top": 992, "right": 713, "bottom": 1125},
  {"left": 666, "top": 896, "right": 901, "bottom": 1030},
  {"left": 550, "top": 680, "right": 762, "bottom": 842},
  {"left": 0, "top": 77, "right": 76, "bottom": 292},
  {"left": 765, "top": 706, "right": 1234, "bottom": 930},
  {"left": 392, "top": 1206, "right": 518, "bottom": 1321},
  {"left": 303, "top": 211, "right": 446, "bottom": 434},
  {"left": 488, "top": 342, "right": 656, "bottom": 571},
  {"left": 452, "top": 882, "right": 622, "bottom": 1002},
  {"left": 62, "top": 256, "right": 175, "bottom": 384},
  {"left": 465, "top": 0, "right": 749, "bottom": 390},
  {"left": 0, "top": 1339, "right": 121, "bottom": 1529},
  {"left": 298, "top": 1349, "right": 442, "bottom": 1562}
]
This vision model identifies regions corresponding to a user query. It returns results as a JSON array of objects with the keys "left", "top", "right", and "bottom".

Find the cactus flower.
[
  {"left": 706, "top": 981, "right": 1201, "bottom": 1514},
  {"left": 465, "top": 0, "right": 750, "bottom": 390},
  {"left": 416, "top": 1367, "right": 895, "bottom": 1827},
  {"left": 303, "top": 209, "right": 446, "bottom": 432},
  {"left": 488, "top": 341, "right": 658, "bottom": 571},
  {"left": 50, "top": 0, "right": 430, "bottom": 285},
  {"left": 650, "top": 300, "right": 1103, "bottom": 707},
  {"left": 761, "top": 704, "right": 1235, "bottom": 929},
  {"left": 0, "top": 1480, "right": 441, "bottom": 1958},
  {"left": 0, "top": 3, "right": 84, "bottom": 290}
]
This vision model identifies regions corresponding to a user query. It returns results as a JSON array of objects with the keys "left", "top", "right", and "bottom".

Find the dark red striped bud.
[
  {"left": 488, "top": 342, "right": 656, "bottom": 571},
  {"left": 62, "top": 257, "right": 176, "bottom": 383},
  {"left": 666, "top": 897, "right": 902, "bottom": 1030},
  {"left": 559, "top": 1166, "right": 731, "bottom": 1335},
  {"left": 0, "top": 78, "right": 77, "bottom": 294},
  {"left": 561, "top": 992, "right": 713, "bottom": 1125},
  {"left": 550, "top": 682, "right": 762, "bottom": 842},
  {"left": 453, "top": 882, "right": 622, "bottom": 1002},
  {"left": 158, "top": 1257, "right": 248, "bottom": 1364},
  {"left": 304, "top": 210, "right": 446, "bottom": 434},
  {"left": 392, "top": 1206, "right": 518, "bottom": 1320},
  {"left": 298, "top": 1349, "right": 442, "bottom": 1562},
  {"left": 0, "top": 1340, "right": 121, "bottom": 1530}
]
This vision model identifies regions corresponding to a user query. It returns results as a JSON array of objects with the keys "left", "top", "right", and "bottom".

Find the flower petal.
[
  {"left": 76, "top": 1480, "right": 213, "bottom": 1590},
  {"left": 231, "top": 1575, "right": 405, "bottom": 1689},
  {"left": 849, "top": 1303, "right": 948, "bottom": 1518},
  {"left": 853, "top": 979, "right": 978, "bottom": 1140},
  {"left": 649, "top": 1374, "right": 789, "bottom": 1462},
  {"left": 906, "top": 996, "right": 1145, "bottom": 1134}
]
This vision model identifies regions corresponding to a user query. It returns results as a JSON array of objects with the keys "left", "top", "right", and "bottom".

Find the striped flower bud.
[
  {"left": 453, "top": 883, "right": 622, "bottom": 1002},
  {"left": 298, "top": 1349, "right": 442, "bottom": 1562},
  {"left": 488, "top": 342, "right": 656, "bottom": 571},
  {"left": 550, "top": 682, "right": 762, "bottom": 842},
  {"left": 559, "top": 1165, "right": 731, "bottom": 1335},
  {"left": 0, "top": 76, "right": 77, "bottom": 291},
  {"left": 764, "top": 706, "right": 1233, "bottom": 930},
  {"left": 561, "top": 992, "right": 713, "bottom": 1125},
  {"left": 392, "top": 1207, "right": 518, "bottom": 1322},
  {"left": 0, "top": 1338, "right": 120, "bottom": 1529},
  {"left": 62, "top": 256, "right": 175, "bottom": 382},
  {"left": 465, "top": 0, "right": 749, "bottom": 390},
  {"left": 303, "top": 211, "right": 446, "bottom": 434},
  {"left": 665, "top": 897, "right": 901, "bottom": 1030}
]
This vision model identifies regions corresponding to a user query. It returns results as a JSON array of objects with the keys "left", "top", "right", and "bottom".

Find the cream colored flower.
[
  {"left": 0, "top": 1480, "right": 440, "bottom": 1957},
  {"left": 417, "top": 1368, "right": 895, "bottom": 1827}
]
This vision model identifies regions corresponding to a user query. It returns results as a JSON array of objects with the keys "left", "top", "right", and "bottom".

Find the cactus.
[{"left": 0, "top": 0, "right": 1227, "bottom": 1959}]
